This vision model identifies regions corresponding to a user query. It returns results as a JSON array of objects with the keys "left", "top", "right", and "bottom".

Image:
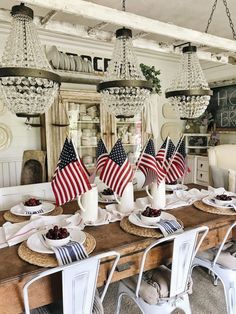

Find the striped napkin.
[
  {"left": 156, "top": 219, "right": 183, "bottom": 237},
  {"left": 51, "top": 240, "right": 104, "bottom": 314}
]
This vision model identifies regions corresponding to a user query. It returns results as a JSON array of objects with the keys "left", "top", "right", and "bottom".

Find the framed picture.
[{"left": 207, "top": 84, "right": 236, "bottom": 131}]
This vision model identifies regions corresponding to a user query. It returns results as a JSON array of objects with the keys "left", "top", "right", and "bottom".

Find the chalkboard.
[{"left": 207, "top": 85, "right": 236, "bottom": 130}]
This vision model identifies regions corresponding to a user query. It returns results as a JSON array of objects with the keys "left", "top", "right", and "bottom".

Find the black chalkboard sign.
[{"left": 207, "top": 85, "right": 236, "bottom": 130}]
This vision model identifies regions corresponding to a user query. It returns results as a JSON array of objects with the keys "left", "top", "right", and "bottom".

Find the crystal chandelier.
[
  {"left": 97, "top": 1, "right": 152, "bottom": 118},
  {"left": 0, "top": 3, "right": 60, "bottom": 118},
  {"left": 165, "top": 44, "right": 212, "bottom": 119}
]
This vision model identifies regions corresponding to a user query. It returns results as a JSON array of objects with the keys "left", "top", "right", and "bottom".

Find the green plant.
[{"left": 140, "top": 63, "right": 161, "bottom": 94}]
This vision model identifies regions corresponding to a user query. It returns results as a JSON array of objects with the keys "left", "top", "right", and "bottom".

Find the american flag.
[
  {"left": 155, "top": 137, "right": 175, "bottom": 183},
  {"left": 96, "top": 138, "right": 108, "bottom": 172},
  {"left": 51, "top": 138, "right": 91, "bottom": 206},
  {"left": 100, "top": 139, "right": 133, "bottom": 197},
  {"left": 137, "top": 139, "right": 159, "bottom": 187},
  {"left": 168, "top": 136, "right": 188, "bottom": 181}
]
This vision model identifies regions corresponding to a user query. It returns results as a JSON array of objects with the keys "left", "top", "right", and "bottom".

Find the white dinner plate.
[
  {"left": 0, "top": 123, "right": 12, "bottom": 150},
  {"left": 202, "top": 196, "right": 236, "bottom": 209},
  {"left": 128, "top": 212, "right": 178, "bottom": 229},
  {"left": 27, "top": 229, "right": 86, "bottom": 254},
  {"left": 74, "top": 55, "right": 83, "bottom": 72},
  {"left": 63, "top": 53, "right": 70, "bottom": 71},
  {"left": 10, "top": 202, "right": 55, "bottom": 216},
  {"left": 166, "top": 184, "right": 188, "bottom": 192}
]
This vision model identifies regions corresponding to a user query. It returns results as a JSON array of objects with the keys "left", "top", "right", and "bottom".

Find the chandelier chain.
[
  {"left": 205, "top": 0, "right": 218, "bottom": 33},
  {"left": 222, "top": 0, "right": 236, "bottom": 40},
  {"left": 205, "top": 0, "right": 236, "bottom": 40},
  {"left": 122, "top": 0, "right": 126, "bottom": 11}
]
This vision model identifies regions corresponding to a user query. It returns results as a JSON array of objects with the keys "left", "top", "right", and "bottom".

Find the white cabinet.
[
  {"left": 184, "top": 133, "right": 211, "bottom": 155},
  {"left": 184, "top": 155, "right": 209, "bottom": 186}
]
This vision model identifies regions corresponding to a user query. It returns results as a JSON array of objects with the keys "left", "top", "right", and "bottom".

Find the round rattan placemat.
[
  {"left": 18, "top": 232, "right": 96, "bottom": 267},
  {"left": 120, "top": 217, "right": 163, "bottom": 238},
  {"left": 194, "top": 200, "right": 236, "bottom": 215},
  {"left": 3, "top": 206, "right": 63, "bottom": 223}
]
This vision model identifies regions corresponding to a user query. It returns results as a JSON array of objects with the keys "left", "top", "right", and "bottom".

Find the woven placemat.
[
  {"left": 3, "top": 206, "right": 63, "bottom": 223},
  {"left": 120, "top": 217, "right": 163, "bottom": 238},
  {"left": 18, "top": 232, "right": 96, "bottom": 267},
  {"left": 194, "top": 200, "right": 236, "bottom": 215}
]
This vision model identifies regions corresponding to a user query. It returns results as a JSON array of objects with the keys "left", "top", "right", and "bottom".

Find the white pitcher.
[
  {"left": 77, "top": 184, "right": 98, "bottom": 223},
  {"left": 145, "top": 179, "right": 166, "bottom": 209},
  {"left": 114, "top": 182, "right": 134, "bottom": 214}
]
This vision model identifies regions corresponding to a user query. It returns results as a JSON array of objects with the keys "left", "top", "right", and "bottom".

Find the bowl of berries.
[
  {"left": 45, "top": 225, "right": 70, "bottom": 247},
  {"left": 165, "top": 181, "right": 178, "bottom": 191},
  {"left": 100, "top": 188, "right": 115, "bottom": 201},
  {"left": 24, "top": 198, "right": 42, "bottom": 213},
  {"left": 140, "top": 206, "right": 162, "bottom": 225},
  {"left": 214, "top": 194, "right": 233, "bottom": 206}
]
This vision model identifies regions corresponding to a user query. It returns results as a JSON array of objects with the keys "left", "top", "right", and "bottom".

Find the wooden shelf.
[
  {"left": 77, "top": 121, "right": 100, "bottom": 124},
  {"left": 187, "top": 146, "right": 209, "bottom": 149},
  {"left": 116, "top": 121, "right": 140, "bottom": 124},
  {"left": 55, "top": 70, "right": 103, "bottom": 85}
]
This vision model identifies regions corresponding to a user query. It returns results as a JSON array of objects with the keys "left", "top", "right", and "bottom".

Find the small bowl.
[
  {"left": 214, "top": 198, "right": 233, "bottom": 206},
  {"left": 45, "top": 234, "right": 70, "bottom": 247},
  {"left": 24, "top": 203, "right": 42, "bottom": 213},
  {"left": 166, "top": 184, "right": 178, "bottom": 190},
  {"left": 140, "top": 213, "right": 161, "bottom": 226}
]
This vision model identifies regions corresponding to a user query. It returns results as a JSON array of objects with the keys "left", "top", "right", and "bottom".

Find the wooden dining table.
[{"left": 0, "top": 187, "right": 236, "bottom": 313}]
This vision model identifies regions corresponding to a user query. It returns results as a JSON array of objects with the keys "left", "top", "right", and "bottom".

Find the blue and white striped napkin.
[
  {"left": 52, "top": 240, "right": 88, "bottom": 265},
  {"left": 51, "top": 240, "right": 104, "bottom": 314},
  {"left": 156, "top": 219, "right": 183, "bottom": 237}
]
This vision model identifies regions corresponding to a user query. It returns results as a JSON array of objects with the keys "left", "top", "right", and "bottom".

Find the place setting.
[
  {"left": 3, "top": 197, "right": 63, "bottom": 223},
  {"left": 194, "top": 192, "right": 236, "bottom": 215},
  {"left": 18, "top": 223, "right": 96, "bottom": 268}
]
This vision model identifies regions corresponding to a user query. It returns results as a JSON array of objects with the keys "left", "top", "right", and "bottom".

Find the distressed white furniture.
[
  {"left": 208, "top": 145, "right": 236, "bottom": 186},
  {"left": 0, "top": 182, "right": 55, "bottom": 211},
  {"left": 184, "top": 155, "right": 209, "bottom": 186},
  {"left": 23, "top": 251, "right": 120, "bottom": 314},
  {"left": 116, "top": 226, "right": 209, "bottom": 314},
  {"left": 193, "top": 222, "right": 236, "bottom": 314}
]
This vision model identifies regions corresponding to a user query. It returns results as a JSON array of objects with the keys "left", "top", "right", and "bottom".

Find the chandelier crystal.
[
  {"left": 0, "top": 3, "right": 60, "bottom": 118},
  {"left": 165, "top": 45, "right": 212, "bottom": 119},
  {"left": 97, "top": 27, "right": 152, "bottom": 118}
]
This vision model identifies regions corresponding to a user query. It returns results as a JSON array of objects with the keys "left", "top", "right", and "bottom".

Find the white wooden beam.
[
  {"left": 0, "top": 9, "right": 233, "bottom": 65},
  {"left": 21, "top": 0, "right": 236, "bottom": 53}
]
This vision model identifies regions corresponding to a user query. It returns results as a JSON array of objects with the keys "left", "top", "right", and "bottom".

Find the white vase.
[
  {"left": 145, "top": 180, "right": 166, "bottom": 209},
  {"left": 114, "top": 182, "right": 134, "bottom": 214},
  {"left": 77, "top": 184, "right": 98, "bottom": 223}
]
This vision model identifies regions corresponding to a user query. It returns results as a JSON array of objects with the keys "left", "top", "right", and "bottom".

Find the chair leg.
[{"left": 116, "top": 292, "right": 124, "bottom": 314}]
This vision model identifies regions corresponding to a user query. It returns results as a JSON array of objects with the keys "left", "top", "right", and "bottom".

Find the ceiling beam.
[
  {"left": 0, "top": 9, "right": 233, "bottom": 65},
  {"left": 21, "top": 0, "right": 236, "bottom": 53}
]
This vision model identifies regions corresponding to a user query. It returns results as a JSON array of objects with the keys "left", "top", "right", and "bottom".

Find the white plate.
[
  {"left": 166, "top": 184, "right": 188, "bottom": 192},
  {"left": 161, "top": 122, "right": 182, "bottom": 142},
  {"left": 87, "top": 60, "right": 93, "bottom": 73},
  {"left": 27, "top": 229, "right": 86, "bottom": 254},
  {"left": 59, "top": 52, "right": 64, "bottom": 70},
  {"left": 75, "top": 55, "right": 83, "bottom": 72},
  {"left": 46, "top": 46, "right": 60, "bottom": 69},
  {"left": 64, "top": 53, "right": 70, "bottom": 71},
  {"left": 0, "top": 123, "right": 12, "bottom": 150},
  {"left": 129, "top": 212, "right": 178, "bottom": 229},
  {"left": 202, "top": 196, "right": 236, "bottom": 209},
  {"left": 10, "top": 202, "right": 55, "bottom": 216},
  {"left": 69, "top": 55, "right": 76, "bottom": 71}
]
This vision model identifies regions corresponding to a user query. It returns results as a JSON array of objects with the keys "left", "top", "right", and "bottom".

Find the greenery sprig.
[{"left": 140, "top": 63, "right": 161, "bottom": 95}]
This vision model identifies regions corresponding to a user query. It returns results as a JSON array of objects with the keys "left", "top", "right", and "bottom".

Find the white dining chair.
[
  {"left": 23, "top": 251, "right": 120, "bottom": 314},
  {"left": 193, "top": 221, "right": 236, "bottom": 314},
  {"left": 0, "top": 182, "right": 55, "bottom": 211},
  {"left": 116, "top": 226, "right": 209, "bottom": 314}
]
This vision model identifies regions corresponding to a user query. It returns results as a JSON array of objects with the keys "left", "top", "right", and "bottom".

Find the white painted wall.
[{"left": 0, "top": 21, "right": 235, "bottom": 187}]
